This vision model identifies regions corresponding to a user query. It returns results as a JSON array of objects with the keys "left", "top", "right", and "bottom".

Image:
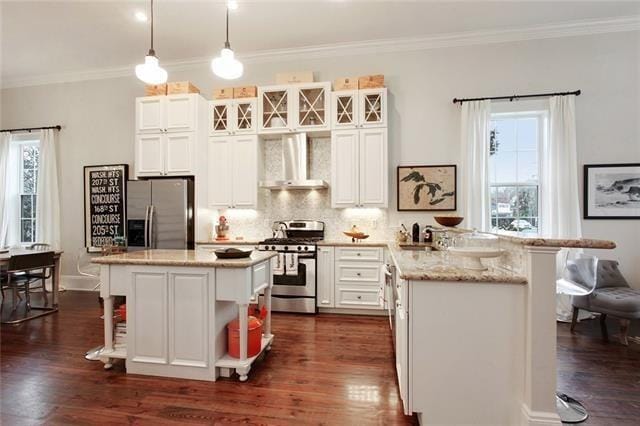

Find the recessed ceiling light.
[
  {"left": 134, "top": 11, "right": 148, "bottom": 22},
  {"left": 227, "top": 0, "right": 238, "bottom": 10}
]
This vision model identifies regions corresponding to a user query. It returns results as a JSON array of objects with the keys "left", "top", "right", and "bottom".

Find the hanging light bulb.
[
  {"left": 211, "top": 7, "right": 244, "bottom": 80},
  {"left": 135, "top": 0, "right": 167, "bottom": 84}
]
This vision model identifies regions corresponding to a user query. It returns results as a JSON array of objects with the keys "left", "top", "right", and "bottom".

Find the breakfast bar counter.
[{"left": 93, "top": 249, "right": 277, "bottom": 382}]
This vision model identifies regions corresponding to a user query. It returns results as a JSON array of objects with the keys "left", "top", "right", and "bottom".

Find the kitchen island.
[
  {"left": 93, "top": 249, "right": 277, "bottom": 382},
  {"left": 386, "top": 234, "right": 615, "bottom": 426}
]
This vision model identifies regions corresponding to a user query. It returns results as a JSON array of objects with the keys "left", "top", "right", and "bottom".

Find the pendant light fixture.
[
  {"left": 211, "top": 6, "right": 243, "bottom": 80},
  {"left": 135, "top": 0, "right": 167, "bottom": 84}
]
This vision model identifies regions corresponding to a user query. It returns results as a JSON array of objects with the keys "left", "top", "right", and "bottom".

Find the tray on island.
[{"left": 214, "top": 248, "right": 253, "bottom": 259}]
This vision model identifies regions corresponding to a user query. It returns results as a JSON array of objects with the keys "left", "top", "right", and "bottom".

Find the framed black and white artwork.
[
  {"left": 584, "top": 163, "right": 640, "bottom": 219},
  {"left": 397, "top": 165, "right": 457, "bottom": 211},
  {"left": 84, "top": 164, "right": 129, "bottom": 251}
]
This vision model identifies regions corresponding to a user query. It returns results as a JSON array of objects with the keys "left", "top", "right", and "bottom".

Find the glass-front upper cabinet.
[
  {"left": 331, "top": 90, "right": 358, "bottom": 129},
  {"left": 258, "top": 85, "right": 291, "bottom": 133},
  {"left": 233, "top": 98, "right": 257, "bottom": 134},
  {"left": 295, "top": 82, "right": 331, "bottom": 131},
  {"left": 358, "top": 88, "right": 387, "bottom": 128},
  {"left": 210, "top": 99, "right": 258, "bottom": 135},
  {"left": 210, "top": 100, "right": 231, "bottom": 135}
]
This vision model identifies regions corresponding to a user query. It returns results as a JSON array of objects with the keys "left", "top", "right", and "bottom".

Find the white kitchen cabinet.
[
  {"left": 331, "top": 90, "right": 358, "bottom": 129},
  {"left": 331, "top": 88, "right": 387, "bottom": 130},
  {"left": 331, "top": 128, "right": 388, "bottom": 208},
  {"left": 134, "top": 94, "right": 206, "bottom": 178},
  {"left": 136, "top": 97, "right": 164, "bottom": 133},
  {"left": 136, "top": 94, "right": 197, "bottom": 134},
  {"left": 316, "top": 246, "right": 335, "bottom": 308},
  {"left": 135, "top": 132, "right": 196, "bottom": 177},
  {"left": 136, "top": 134, "right": 164, "bottom": 176},
  {"left": 258, "top": 83, "right": 331, "bottom": 134},
  {"left": 395, "top": 271, "right": 409, "bottom": 413},
  {"left": 207, "top": 135, "right": 258, "bottom": 209},
  {"left": 209, "top": 98, "right": 258, "bottom": 136},
  {"left": 127, "top": 267, "right": 215, "bottom": 379}
]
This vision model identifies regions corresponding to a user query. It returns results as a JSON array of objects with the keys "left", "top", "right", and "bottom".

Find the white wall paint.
[{"left": 2, "top": 31, "right": 639, "bottom": 285}]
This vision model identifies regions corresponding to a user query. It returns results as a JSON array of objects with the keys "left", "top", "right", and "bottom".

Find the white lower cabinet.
[
  {"left": 332, "top": 247, "right": 384, "bottom": 310},
  {"left": 127, "top": 266, "right": 215, "bottom": 379},
  {"left": 207, "top": 135, "right": 258, "bottom": 209},
  {"left": 316, "top": 247, "right": 335, "bottom": 308},
  {"left": 331, "top": 128, "right": 388, "bottom": 208}
]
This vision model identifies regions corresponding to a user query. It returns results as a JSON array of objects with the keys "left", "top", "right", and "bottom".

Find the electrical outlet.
[{"left": 371, "top": 219, "right": 378, "bottom": 229}]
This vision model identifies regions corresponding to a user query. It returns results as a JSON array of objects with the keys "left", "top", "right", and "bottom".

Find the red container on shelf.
[
  {"left": 117, "top": 304, "right": 127, "bottom": 322},
  {"left": 227, "top": 316, "right": 263, "bottom": 359}
]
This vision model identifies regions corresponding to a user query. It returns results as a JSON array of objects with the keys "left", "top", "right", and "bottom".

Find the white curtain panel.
[
  {"left": 36, "top": 129, "right": 61, "bottom": 248},
  {"left": 543, "top": 95, "right": 586, "bottom": 322},
  {"left": 460, "top": 100, "right": 491, "bottom": 231},
  {"left": 541, "top": 95, "right": 582, "bottom": 238},
  {"left": 0, "top": 132, "right": 11, "bottom": 246}
]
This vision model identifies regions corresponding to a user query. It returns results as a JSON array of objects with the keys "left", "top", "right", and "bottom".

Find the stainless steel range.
[{"left": 258, "top": 220, "right": 324, "bottom": 314}]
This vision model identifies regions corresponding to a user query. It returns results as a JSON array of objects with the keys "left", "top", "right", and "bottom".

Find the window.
[
  {"left": 18, "top": 142, "right": 40, "bottom": 243},
  {"left": 489, "top": 111, "right": 546, "bottom": 234}
]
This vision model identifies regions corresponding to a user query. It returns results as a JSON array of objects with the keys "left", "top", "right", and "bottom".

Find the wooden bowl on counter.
[{"left": 434, "top": 216, "right": 464, "bottom": 227}]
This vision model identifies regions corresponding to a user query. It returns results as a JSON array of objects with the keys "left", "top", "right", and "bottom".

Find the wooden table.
[{"left": 0, "top": 248, "right": 63, "bottom": 308}]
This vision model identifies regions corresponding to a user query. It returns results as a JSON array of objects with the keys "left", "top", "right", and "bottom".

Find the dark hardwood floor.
[{"left": 1, "top": 291, "right": 639, "bottom": 425}]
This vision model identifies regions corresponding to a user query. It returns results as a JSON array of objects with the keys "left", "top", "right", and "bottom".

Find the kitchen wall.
[{"left": 2, "top": 30, "right": 639, "bottom": 286}]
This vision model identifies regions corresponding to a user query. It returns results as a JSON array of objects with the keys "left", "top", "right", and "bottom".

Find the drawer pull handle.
[
  {"left": 357, "top": 253, "right": 361, "bottom": 256},
  {"left": 356, "top": 273, "right": 361, "bottom": 276},
  {"left": 357, "top": 295, "right": 362, "bottom": 300}
]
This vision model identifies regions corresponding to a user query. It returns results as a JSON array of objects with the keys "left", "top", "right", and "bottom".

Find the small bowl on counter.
[
  {"left": 434, "top": 216, "right": 464, "bottom": 227},
  {"left": 214, "top": 248, "right": 253, "bottom": 259}
]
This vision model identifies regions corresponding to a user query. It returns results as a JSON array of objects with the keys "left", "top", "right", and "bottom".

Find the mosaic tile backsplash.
[{"left": 201, "top": 136, "right": 395, "bottom": 242}]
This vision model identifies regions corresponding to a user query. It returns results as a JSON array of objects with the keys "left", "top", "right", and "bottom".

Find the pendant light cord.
[
  {"left": 149, "top": 0, "right": 155, "bottom": 56},
  {"left": 224, "top": 7, "right": 230, "bottom": 49}
]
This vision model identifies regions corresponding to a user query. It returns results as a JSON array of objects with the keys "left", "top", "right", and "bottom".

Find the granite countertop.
[
  {"left": 317, "top": 240, "right": 388, "bottom": 247},
  {"left": 92, "top": 249, "right": 276, "bottom": 268},
  {"left": 387, "top": 244, "right": 527, "bottom": 284},
  {"left": 196, "top": 240, "right": 260, "bottom": 246},
  {"left": 437, "top": 226, "right": 616, "bottom": 249}
]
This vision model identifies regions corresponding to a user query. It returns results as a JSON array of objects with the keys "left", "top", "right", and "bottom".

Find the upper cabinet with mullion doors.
[
  {"left": 258, "top": 83, "right": 331, "bottom": 134},
  {"left": 209, "top": 98, "right": 258, "bottom": 136},
  {"left": 331, "top": 88, "right": 387, "bottom": 129}
]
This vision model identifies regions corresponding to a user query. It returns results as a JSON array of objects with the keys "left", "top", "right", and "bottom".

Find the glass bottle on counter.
[
  {"left": 412, "top": 223, "right": 420, "bottom": 243},
  {"left": 422, "top": 226, "right": 433, "bottom": 243}
]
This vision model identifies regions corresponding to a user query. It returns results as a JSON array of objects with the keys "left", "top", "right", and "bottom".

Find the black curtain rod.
[
  {"left": 452, "top": 90, "right": 581, "bottom": 105},
  {"left": 0, "top": 125, "right": 62, "bottom": 133}
]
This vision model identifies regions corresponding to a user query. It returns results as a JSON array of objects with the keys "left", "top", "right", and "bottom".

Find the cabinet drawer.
[
  {"left": 336, "top": 263, "right": 381, "bottom": 285},
  {"left": 336, "top": 285, "right": 383, "bottom": 309},
  {"left": 336, "top": 247, "right": 382, "bottom": 262}
]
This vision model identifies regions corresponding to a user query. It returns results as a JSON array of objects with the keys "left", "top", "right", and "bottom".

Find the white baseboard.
[
  {"left": 318, "top": 307, "right": 387, "bottom": 316},
  {"left": 61, "top": 275, "right": 100, "bottom": 292},
  {"left": 521, "top": 402, "right": 562, "bottom": 426}
]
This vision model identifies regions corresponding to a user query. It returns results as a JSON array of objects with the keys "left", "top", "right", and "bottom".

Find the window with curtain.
[
  {"left": 489, "top": 111, "right": 547, "bottom": 234},
  {"left": 19, "top": 141, "right": 40, "bottom": 243}
]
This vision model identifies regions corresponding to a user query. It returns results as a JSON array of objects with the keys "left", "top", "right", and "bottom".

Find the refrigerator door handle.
[
  {"left": 149, "top": 205, "right": 155, "bottom": 249},
  {"left": 144, "top": 205, "right": 150, "bottom": 248}
]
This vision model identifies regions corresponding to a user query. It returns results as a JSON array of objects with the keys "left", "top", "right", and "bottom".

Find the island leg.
[
  {"left": 103, "top": 296, "right": 114, "bottom": 370},
  {"left": 264, "top": 285, "right": 273, "bottom": 351},
  {"left": 238, "top": 303, "right": 248, "bottom": 381}
]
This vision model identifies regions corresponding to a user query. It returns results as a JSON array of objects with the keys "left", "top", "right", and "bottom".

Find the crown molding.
[{"left": 2, "top": 15, "right": 639, "bottom": 89}]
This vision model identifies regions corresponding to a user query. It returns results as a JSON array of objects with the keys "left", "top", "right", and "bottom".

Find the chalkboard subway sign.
[{"left": 83, "top": 164, "right": 128, "bottom": 252}]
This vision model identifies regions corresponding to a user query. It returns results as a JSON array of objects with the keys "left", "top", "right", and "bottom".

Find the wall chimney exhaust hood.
[{"left": 260, "top": 133, "right": 328, "bottom": 190}]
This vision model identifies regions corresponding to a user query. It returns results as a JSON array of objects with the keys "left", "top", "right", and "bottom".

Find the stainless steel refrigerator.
[{"left": 126, "top": 178, "right": 194, "bottom": 250}]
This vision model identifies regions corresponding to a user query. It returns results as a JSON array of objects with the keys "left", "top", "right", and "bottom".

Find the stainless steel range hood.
[{"left": 260, "top": 133, "right": 328, "bottom": 190}]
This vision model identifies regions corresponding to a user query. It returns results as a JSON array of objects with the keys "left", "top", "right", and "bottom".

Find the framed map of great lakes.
[
  {"left": 584, "top": 163, "right": 640, "bottom": 219},
  {"left": 397, "top": 165, "right": 457, "bottom": 211}
]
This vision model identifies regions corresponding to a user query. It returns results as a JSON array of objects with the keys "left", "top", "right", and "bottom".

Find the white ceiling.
[{"left": 2, "top": 1, "right": 639, "bottom": 86}]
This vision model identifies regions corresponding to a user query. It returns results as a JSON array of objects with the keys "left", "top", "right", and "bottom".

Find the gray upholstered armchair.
[{"left": 570, "top": 259, "right": 640, "bottom": 345}]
